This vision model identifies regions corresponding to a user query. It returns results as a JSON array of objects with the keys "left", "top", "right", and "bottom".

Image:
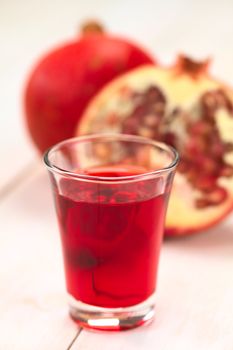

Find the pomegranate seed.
[
  {"left": 196, "top": 187, "right": 227, "bottom": 208},
  {"left": 131, "top": 104, "right": 147, "bottom": 119},
  {"left": 196, "top": 198, "right": 210, "bottom": 209},
  {"left": 163, "top": 132, "right": 177, "bottom": 146},
  {"left": 195, "top": 175, "right": 217, "bottom": 192},
  {"left": 195, "top": 155, "right": 218, "bottom": 174},
  {"left": 122, "top": 117, "right": 139, "bottom": 134},
  {"left": 220, "top": 164, "right": 233, "bottom": 177},
  {"left": 210, "top": 141, "right": 225, "bottom": 157},
  {"left": 187, "top": 138, "right": 207, "bottom": 153},
  {"left": 146, "top": 86, "right": 166, "bottom": 103},
  {"left": 189, "top": 121, "right": 212, "bottom": 135},
  {"left": 208, "top": 187, "right": 228, "bottom": 205}
]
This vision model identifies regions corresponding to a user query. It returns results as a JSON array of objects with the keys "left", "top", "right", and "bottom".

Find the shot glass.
[{"left": 44, "top": 133, "right": 178, "bottom": 330}]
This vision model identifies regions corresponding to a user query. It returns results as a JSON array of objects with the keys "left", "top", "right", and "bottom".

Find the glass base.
[{"left": 68, "top": 294, "right": 155, "bottom": 331}]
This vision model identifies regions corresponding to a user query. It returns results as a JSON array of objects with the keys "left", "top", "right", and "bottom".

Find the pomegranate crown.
[
  {"left": 81, "top": 20, "right": 105, "bottom": 35},
  {"left": 175, "top": 54, "right": 211, "bottom": 78}
]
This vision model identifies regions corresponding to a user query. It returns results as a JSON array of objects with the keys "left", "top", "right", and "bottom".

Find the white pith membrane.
[{"left": 77, "top": 63, "right": 233, "bottom": 234}]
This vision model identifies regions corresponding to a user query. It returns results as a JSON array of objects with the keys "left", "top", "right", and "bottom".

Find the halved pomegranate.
[
  {"left": 76, "top": 55, "right": 233, "bottom": 236},
  {"left": 24, "top": 21, "right": 155, "bottom": 153}
]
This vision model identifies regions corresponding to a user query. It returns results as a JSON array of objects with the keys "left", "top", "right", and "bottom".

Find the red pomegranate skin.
[{"left": 24, "top": 34, "right": 155, "bottom": 152}]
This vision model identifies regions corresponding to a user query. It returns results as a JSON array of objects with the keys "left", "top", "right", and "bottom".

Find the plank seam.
[
  {"left": 66, "top": 329, "right": 83, "bottom": 350},
  {"left": 0, "top": 159, "right": 38, "bottom": 201}
]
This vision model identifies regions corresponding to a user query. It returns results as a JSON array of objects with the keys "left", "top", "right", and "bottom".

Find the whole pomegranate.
[
  {"left": 24, "top": 21, "right": 155, "bottom": 153},
  {"left": 77, "top": 55, "right": 233, "bottom": 236}
]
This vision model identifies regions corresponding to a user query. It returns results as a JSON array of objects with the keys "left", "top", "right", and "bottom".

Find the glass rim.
[{"left": 44, "top": 133, "right": 179, "bottom": 182}]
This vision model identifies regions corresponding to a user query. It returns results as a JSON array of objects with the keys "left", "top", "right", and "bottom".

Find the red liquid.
[{"left": 55, "top": 166, "right": 167, "bottom": 308}]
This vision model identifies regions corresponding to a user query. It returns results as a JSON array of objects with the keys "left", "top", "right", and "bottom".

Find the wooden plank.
[
  {"left": 0, "top": 164, "right": 79, "bottom": 349},
  {"left": 71, "top": 216, "right": 233, "bottom": 350}
]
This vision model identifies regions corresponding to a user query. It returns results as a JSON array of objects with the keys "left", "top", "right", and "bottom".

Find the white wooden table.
[{"left": 1, "top": 1, "right": 233, "bottom": 349}]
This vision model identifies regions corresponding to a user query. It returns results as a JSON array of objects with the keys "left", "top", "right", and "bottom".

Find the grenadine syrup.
[{"left": 55, "top": 165, "right": 167, "bottom": 308}]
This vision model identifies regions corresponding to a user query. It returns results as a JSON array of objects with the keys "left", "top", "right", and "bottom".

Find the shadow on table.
[{"left": 164, "top": 217, "right": 233, "bottom": 258}]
